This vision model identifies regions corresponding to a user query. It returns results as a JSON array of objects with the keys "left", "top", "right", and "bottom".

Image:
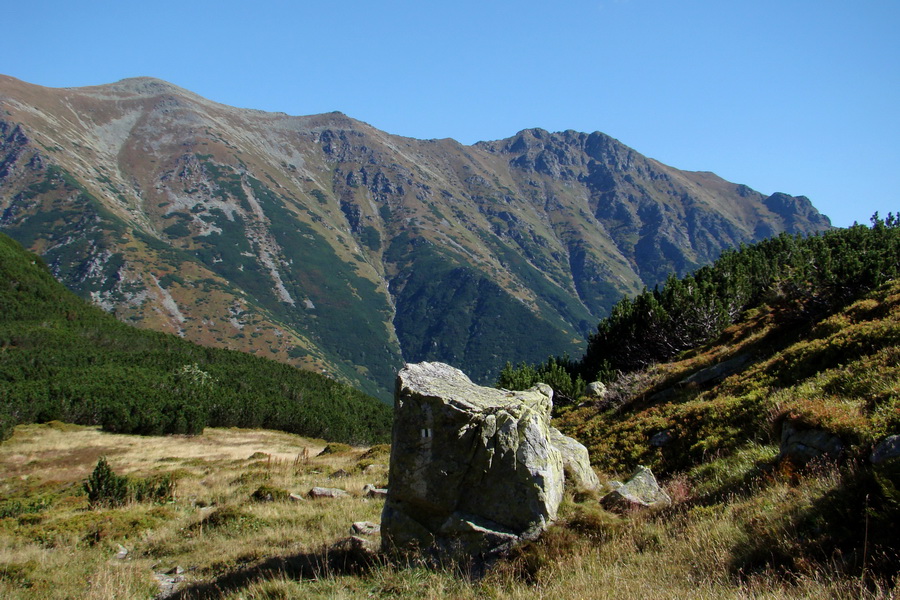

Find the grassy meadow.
[{"left": 0, "top": 422, "right": 896, "bottom": 599}]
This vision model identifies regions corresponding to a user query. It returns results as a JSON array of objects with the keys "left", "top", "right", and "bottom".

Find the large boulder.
[{"left": 381, "top": 362, "right": 564, "bottom": 559}]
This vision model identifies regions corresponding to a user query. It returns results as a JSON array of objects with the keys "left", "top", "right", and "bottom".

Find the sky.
[{"left": 5, "top": 0, "right": 899, "bottom": 228}]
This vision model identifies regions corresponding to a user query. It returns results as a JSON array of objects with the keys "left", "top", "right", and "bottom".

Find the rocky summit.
[
  {"left": 382, "top": 362, "right": 594, "bottom": 560},
  {"left": 0, "top": 75, "right": 832, "bottom": 398}
]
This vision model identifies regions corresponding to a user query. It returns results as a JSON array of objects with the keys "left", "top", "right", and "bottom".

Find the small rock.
[
  {"left": 649, "top": 430, "right": 674, "bottom": 448},
  {"left": 363, "top": 484, "right": 388, "bottom": 498},
  {"left": 166, "top": 565, "right": 184, "bottom": 575},
  {"left": 601, "top": 466, "right": 671, "bottom": 512},
  {"left": 329, "top": 469, "right": 350, "bottom": 479},
  {"left": 351, "top": 521, "right": 381, "bottom": 535},
  {"left": 585, "top": 381, "right": 607, "bottom": 398},
  {"left": 289, "top": 493, "right": 305, "bottom": 502},
  {"left": 153, "top": 572, "right": 182, "bottom": 598},
  {"left": 779, "top": 420, "right": 844, "bottom": 465},
  {"left": 871, "top": 435, "right": 900, "bottom": 465},
  {"left": 115, "top": 544, "right": 128, "bottom": 560},
  {"left": 681, "top": 354, "right": 751, "bottom": 386},
  {"left": 308, "top": 486, "right": 348, "bottom": 499}
]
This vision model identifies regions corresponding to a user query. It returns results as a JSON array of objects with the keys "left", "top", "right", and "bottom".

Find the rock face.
[{"left": 381, "top": 362, "right": 564, "bottom": 559}]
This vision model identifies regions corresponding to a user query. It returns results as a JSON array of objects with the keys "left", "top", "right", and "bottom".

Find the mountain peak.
[{"left": 0, "top": 74, "right": 832, "bottom": 399}]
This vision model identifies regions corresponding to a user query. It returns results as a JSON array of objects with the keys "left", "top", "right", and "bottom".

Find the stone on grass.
[
  {"left": 585, "top": 381, "right": 607, "bottom": 399},
  {"left": 871, "top": 434, "right": 900, "bottom": 465},
  {"left": 351, "top": 521, "right": 381, "bottom": 535},
  {"left": 779, "top": 420, "right": 844, "bottom": 465},
  {"left": 308, "top": 486, "right": 349, "bottom": 499},
  {"left": 601, "top": 466, "right": 671, "bottom": 512},
  {"left": 363, "top": 484, "right": 388, "bottom": 498},
  {"left": 381, "top": 362, "right": 564, "bottom": 560}
]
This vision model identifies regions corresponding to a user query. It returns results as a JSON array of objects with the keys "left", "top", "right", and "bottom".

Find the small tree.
[{"left": 83, "top": 457, "right": 128, "bottom": 508}]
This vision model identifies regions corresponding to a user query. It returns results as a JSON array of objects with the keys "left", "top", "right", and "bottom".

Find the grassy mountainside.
[
  {"left": 0, "top": 233, "right": 391, "bottom": 444},
  {"left": 0, "top": 75, "right": 831, "bottom": 398},
  {"left": 558, "top": 279, "right": 900, "bottom": 475}
]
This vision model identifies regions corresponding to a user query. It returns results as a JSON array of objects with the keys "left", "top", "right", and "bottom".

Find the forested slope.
[{"left": 0, "top": 233, "right": 391, "bottom": 444}]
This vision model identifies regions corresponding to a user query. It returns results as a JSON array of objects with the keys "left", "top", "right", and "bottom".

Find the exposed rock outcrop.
[{"left": 381, "top": 362, "right": 565, "bottom": 560}]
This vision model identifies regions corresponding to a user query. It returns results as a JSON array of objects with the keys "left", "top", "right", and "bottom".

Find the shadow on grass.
[{"left": 166, "top": 542, "right": 384, "bottom": 600}]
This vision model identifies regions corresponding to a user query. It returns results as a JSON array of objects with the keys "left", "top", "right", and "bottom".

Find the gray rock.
[
  {"left": 115, "top": 544, "right": 128, "bottom": 560},
  {"left": 870, "top": 434, "right": 900, "bottom": 464},
  {"left": 363, "top": 484, "right": 388, "bottom": 498},
  {"left": 649, "top": 429, "right": 674, "bottom": 448},
  {"left": 381, "top": 362, "right": 564, "bottom": 559},
  {"left": 351, "top": 521, "right": 381, "bottom": 535},
  {"left": 549, "top": 427, "right": 600, "bottom": 492},
  {"left": 288, "top": 493, "right": 305, "bottom": 502},
  {"left": 779, "top": 420, "right": 844, "bottom": 465},
  {"left": 649, "top": 355, "right": 753, "bottom": 403},
  {"left": 681, "top": 354, "right": 751, "bottom": 386},
  {"left": 585, "top": 381, "right": 607, "bottom": 399},
  {"left": 601, "top": 466, "right": 671, "bottom": 512},
  {"left": 308, "top": 486, "right": 349, "bottom": 499}
]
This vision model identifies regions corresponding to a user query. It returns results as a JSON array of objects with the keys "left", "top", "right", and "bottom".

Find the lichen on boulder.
[{"left": 381, "top": 362, "right": 565, "bottom": 560}]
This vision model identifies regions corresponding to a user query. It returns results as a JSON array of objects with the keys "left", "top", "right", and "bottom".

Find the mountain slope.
[
  {"left": 0, "top": 75, "right": 831, "bottom": 398},
  {"left": 0, "top": 232, "right": 391, "bottom": 443}
]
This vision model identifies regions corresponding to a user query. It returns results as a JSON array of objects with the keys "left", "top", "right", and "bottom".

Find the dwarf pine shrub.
[{"left": 83, "top": 457, "right": 128, "bottom": 508}]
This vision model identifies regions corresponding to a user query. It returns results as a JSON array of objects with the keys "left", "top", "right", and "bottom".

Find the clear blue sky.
[{"left": 6, "top": 0, "right": 898, "bottom": 227}]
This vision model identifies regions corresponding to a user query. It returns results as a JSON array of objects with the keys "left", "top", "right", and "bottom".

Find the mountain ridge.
[{"left": 0, "top": 75, "right": 831, "bottom": 399}]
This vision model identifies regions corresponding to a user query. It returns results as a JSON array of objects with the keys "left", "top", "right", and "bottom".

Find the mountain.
[
  {"left": 0, "top": 75, "right": 831, "bottom": 399},
  {"left": 0, "top": 231, "right": 391, "bottom": 443}
]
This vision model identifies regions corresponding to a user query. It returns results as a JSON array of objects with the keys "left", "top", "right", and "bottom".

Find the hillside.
[
  {"left": 0, "top": 233, "right": 391, "bottom": 444},
  {"left": 0, "top": 274, "right": 896, "bottom": 598},
  {"left": 0, "top": 222, "right": 897, "bottom": 598},
  {"left": 0, "top": 75, "right": 831, "bottom": 399}
]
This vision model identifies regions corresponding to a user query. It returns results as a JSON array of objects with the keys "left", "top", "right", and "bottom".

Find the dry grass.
[{"left": 0, "top": 424, "right": 894, "bottom": 599}]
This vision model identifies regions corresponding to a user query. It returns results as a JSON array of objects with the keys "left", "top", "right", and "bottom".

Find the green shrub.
[
  {"left": 83, "top": 458, "right": 177, "bottom": 508},
  {"left": 130, "top": 473, "right": 177, "bottom": 503},
  {"left": 83, "top": 457, "right": 128, "bottom": 508},
  {"left": 318, "top": 443, "right": 352, "bottom": 455},
  {"left": 251, "top": 485, "right": 290, "bottom": 502}
]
